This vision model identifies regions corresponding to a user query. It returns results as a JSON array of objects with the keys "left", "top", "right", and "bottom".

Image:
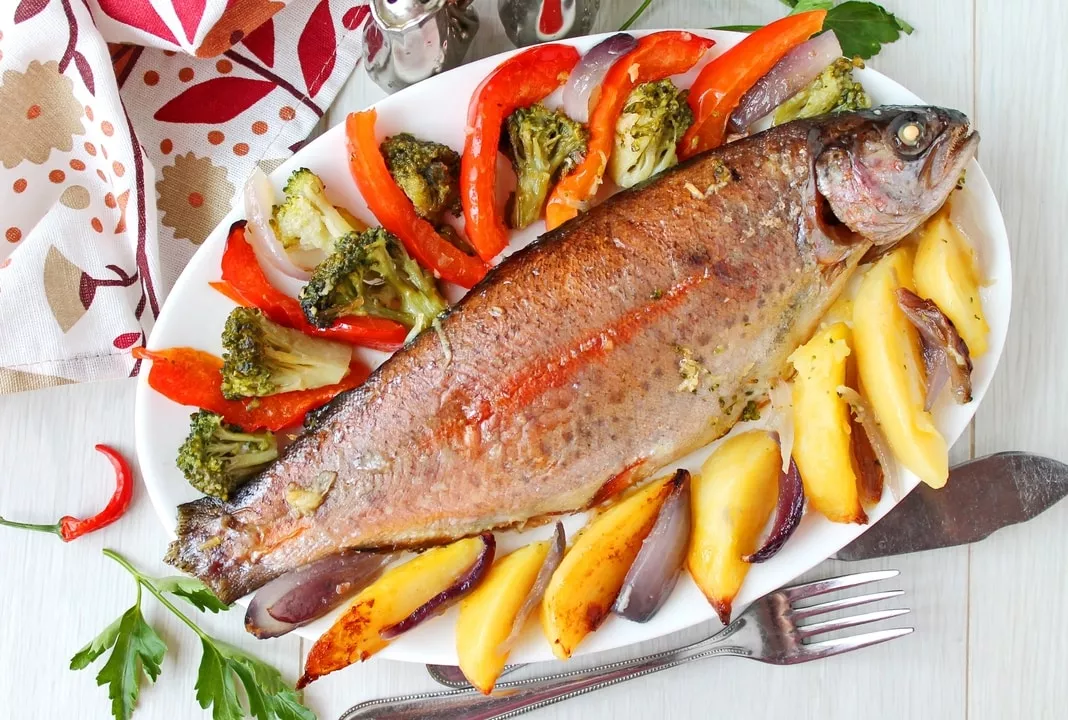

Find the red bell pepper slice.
[
  {"left": 133, "top": 347, "right": 370, "bottom": 432},
  {"left": 679, "top": 10, "right": 827, "bottom": 159},
  {"left": 544, "top": 31, "right": 714, "bottom": 230},
  {"left": 346, "top": 110, "right": 488, "bottom": 288},
  {"left": 461, "top": 43, "right": 581, "bottom": 259},
  {"left": 220, "top": 221, "right": 408, "bottom": 352}
]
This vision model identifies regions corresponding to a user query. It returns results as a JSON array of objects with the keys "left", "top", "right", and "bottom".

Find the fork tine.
[
  {"left": 782, "top": 569, "right": 899, "bottom": 602},
  {"left": 798, "top": 627, "right": 914, "bottom": 661},
  {"left": 798, "top": 608, "right": 911, "bottom": 639},
  {"left": 791, "top": 590, "right": 904, "bottom": 621}
]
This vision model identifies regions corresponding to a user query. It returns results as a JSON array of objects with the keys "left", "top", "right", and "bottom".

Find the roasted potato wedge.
[
  {"left": 913, "top": 209, "right": 989, "bottom": 357},
  {"left": 456, "top": 539, "right": 552, "bottom": 693},
  {"left": 541, "top": 475, "right": 675, "bottom": 659},
  {"left": 854, "top": 246, "right": 949, "bottom": 488},
  {"left": 789, "top": 322, "right": 866, "bottom": 523},
  {"left": 300, "top": 535, "right": 491, "bottom": 687},
  {"left": 822, "top": 293, "right": 855, "bottom": 326},
  {"left": 687, "top": 431, "right": 780, "bottom": 624}
]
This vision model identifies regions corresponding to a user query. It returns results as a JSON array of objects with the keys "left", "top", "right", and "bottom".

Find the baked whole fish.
[{"left": 167, "top": 107, "right": 978, "bottom": 604}]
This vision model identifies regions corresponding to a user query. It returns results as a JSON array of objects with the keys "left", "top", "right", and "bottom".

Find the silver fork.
[{"left": 338, "top": 570, "right": 911, "bottom": 720}]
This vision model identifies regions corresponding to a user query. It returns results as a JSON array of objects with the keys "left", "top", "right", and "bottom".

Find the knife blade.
[{"left": 834, "top": 452, "right": 1068, "bottom": 561}]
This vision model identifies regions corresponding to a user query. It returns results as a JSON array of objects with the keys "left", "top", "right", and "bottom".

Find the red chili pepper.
[
  {"left": 132, "top": 346, "right": 370, "bottom": 431},
  {"left": 544, "top": 31, "right": 714, "bottom": 230},
  {"left": 678, "top": 11, "right": 827, "bottom": 159},
  {"left": 461, "top": 43, "right": 581, "bottom": 258},
  {"left": 0, "top": 444, "right": 133, "bottom": 541},
  {"left": 220, "top": 221, "right": 408, "bottom": 352},
  {"left": 346, "top": 110, "right": 488, "bottom": 288}
]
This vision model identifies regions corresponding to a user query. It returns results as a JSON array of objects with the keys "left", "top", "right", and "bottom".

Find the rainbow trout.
[{"left": 167, "top": 107, "right": 977, "bottom": 603}]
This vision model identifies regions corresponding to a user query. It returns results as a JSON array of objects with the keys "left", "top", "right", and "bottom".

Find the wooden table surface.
[{"left": 2, "top": 1, "right": 1065, "bottom": 718}]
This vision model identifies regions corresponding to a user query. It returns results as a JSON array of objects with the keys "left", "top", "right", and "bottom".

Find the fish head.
[{"left": 814, "top": 106, "right": 979, "bottom": 245}]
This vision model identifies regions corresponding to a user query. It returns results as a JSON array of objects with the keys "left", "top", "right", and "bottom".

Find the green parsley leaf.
[
  {"left": 791, "top": 0, "right": 833, "bottom": 12},
  {"left": 824, "top": 1, "right": 914, "bottom": 59},
  {"left": 268, "top": 692, "right": 319, "bottom": 720},
  {"left": 196, "top": 639, "right": 316, "bottom": 720},
  {"left": 92, "top": 605, "right": 167, "bottom": 720},
  {"left": 155, "top": 576, "right": 230, "bottom": 614},
  {"left": 196, "top": 640, "right": 244, "bottom": 720},
  {"left": 70, "top": 614, "right": 124, "bottom": 670}
]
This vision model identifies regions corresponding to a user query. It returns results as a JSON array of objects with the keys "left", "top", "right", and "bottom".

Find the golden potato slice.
[
  {"left": 456, "top": 539, "right": 551, "bottom": 694},
  {"left": 789, "top": 322, "right": 866, "bottom": 523},
  {"left": 854, "top": 247, "right": 949, "bottom": 488},
  {"left": 913, "top": 209, "right": 990, "bottom": 357},
  {"left": 822, "top": 294, "right": 855, "bottom": 326},
  {"left": 300, "top": 536, "right": 490, "bottom": 687},
  {"left": 541, "top": 475, "right": 675, "bottom": 659},
  {"left": 687, "top": 431, "right": 780, "bottom": 624}
]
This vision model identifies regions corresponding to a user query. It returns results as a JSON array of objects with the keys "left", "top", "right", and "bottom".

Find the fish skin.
[{"left": 166, "top": 108, "right": 976, "bottom": 605}]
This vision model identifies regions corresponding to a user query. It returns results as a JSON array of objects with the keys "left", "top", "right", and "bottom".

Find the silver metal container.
[
  {"left": 498, "top": 0, "right": 601, "bottom": 47},
  {"left": 362, "top": 0, "right": 480, "bottom": 94}
]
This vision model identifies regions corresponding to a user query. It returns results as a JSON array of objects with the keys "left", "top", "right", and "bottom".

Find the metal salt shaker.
[
  {"left": 362, "top": 0, "right": 480, "bottom": 94},
  {"left": 498, "top": 0, "right": 601, "bottom": 47}
]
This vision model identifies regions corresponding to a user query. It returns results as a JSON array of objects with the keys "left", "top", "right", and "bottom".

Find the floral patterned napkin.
[{"left": 0, "top": 0, "right": 370, "bottom": 393}]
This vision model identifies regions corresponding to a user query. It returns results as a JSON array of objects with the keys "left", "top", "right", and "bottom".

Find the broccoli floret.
[
  {"left": 299, "top": 228, "right": 447, "bottom": 339},
  {"left": 504, "top": 103, "right": 588, "bottom": 229},
  {"left": 176, "top": 410, "right": 278, "bottom": 500},
  {"left": 270, "top": 168, "right": 362, "bottom": 256},
  {"left": 220, "top": 306, "right": 352, "bottom": 399},
  {"left": 609, "top": 80, "right": 693, "bottom": 190},
  {"left": 773, "top": 57, "right": 872, "bottom": 126},
  {"left": 381, "top": 133, "right": 462, "bottom": 223}
]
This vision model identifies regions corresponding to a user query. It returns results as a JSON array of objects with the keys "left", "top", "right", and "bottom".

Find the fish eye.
[
  {"left": 889, "top": 113, "right": 935, "bottom": 157},
  {"left": 898, "top": 122, "right": 922, "bottom": 146}
]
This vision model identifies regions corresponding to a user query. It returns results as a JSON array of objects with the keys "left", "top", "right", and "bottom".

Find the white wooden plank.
[
  {"left": 969, "top": 0, "right": 1068, "bottom": 717},
  {"left": 0, "top": 379, "right": 301, "bottom": 719}
]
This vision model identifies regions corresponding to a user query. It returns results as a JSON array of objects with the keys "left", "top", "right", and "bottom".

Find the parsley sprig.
[
  {"left": 696, "top": 1, "right": 914, "bottom": 60},
  {"left": 71, "top": 549, "right": 315, "bottom": 720},
  {"left": 784, "top": 1, "right": 913, "bottom": 58}
]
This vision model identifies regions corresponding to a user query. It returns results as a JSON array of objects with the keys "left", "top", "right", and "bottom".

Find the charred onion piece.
[
  {"left": 837, "top": 385, "right": 900, "bottom": 500},
  {"left": 896, "top": 288, "right": 973, "bottom": 410},
  {"left": 245, "top": 550, "right": 394, "bottom": 638},
  {"left": 850, "top": 406, "right": 884, "bottom": 506},
  {"left": 613, "top": 469, "right": 691, "bottom": 622},
  {"left": 500, "top": 523, "right": 566, "bottom": 651},
  {"left": 743, "top": 459, "right": 803, "bottom": 563},
  {"left": 380, "top": 533, "right": 496, "bottom": 639}
]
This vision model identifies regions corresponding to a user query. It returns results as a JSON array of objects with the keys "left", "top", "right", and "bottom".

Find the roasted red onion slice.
[
  {"left": 561, "top": 33, "right": 637, "bottom": 123},
  {"left": 837, "top": 385, "right": 900, "bottom": 500},
  {"left": 743, "top": 459, "right": 803, "bottom": 563},
  {"left": 380, "top": 533, "right": 495, "bottom": 639},
  {"left": 500, "top": 523, "right": 566, "bottom": 651},
  {"left": 245, "top": 550, "right": 394, "bottom": 638},
  {"left": 850, "top": 407, "right": 884, "bottom": 506},
  {"left": 243, "top": 168, "right": 315, "bottom": 280},
  {"left": 613, "top": 470, "right": 690, "bottom": 622},
  {"left": 728, "top": 32, "right": 842, "bottom": 133},
  {"left": 896, "top": 288, "right": 973, "bottom": 410}
]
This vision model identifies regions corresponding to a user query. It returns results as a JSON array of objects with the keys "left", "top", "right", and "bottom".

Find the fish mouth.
[{"left": 924, "top": 124, "right": 980, "bottom": 193}]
